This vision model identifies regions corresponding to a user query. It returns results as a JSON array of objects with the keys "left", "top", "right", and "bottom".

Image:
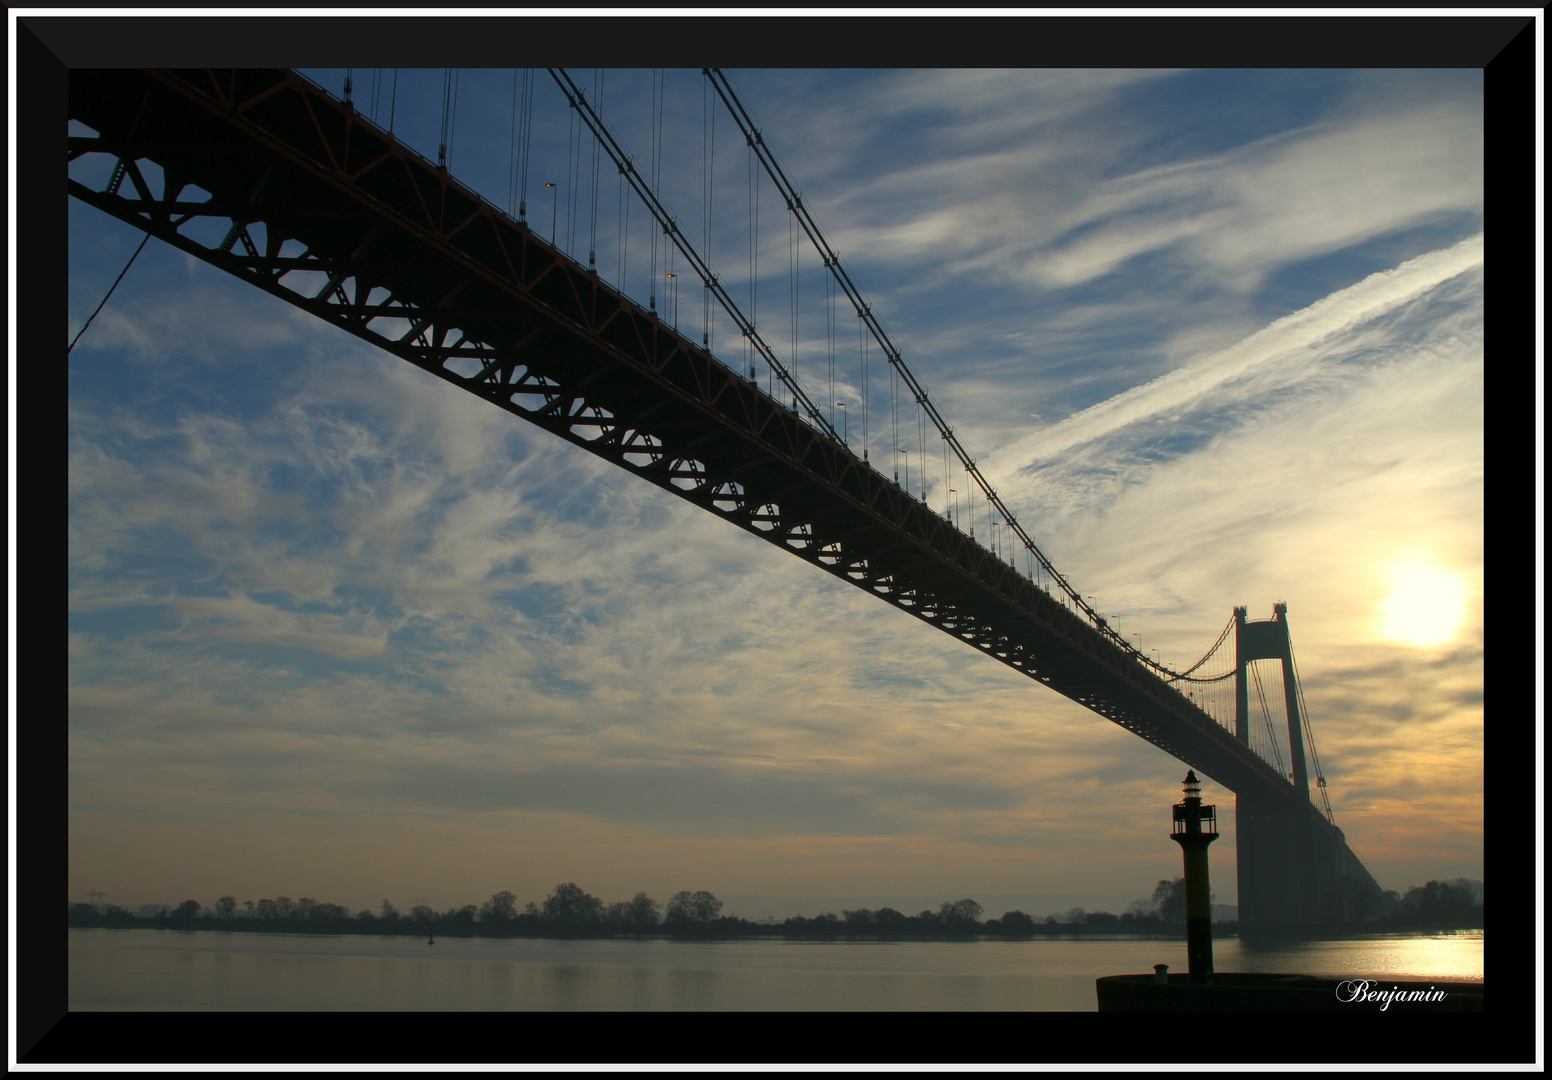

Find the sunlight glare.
[{"left": 1380, "top": 563, "right": 1467, "bottom": 646}]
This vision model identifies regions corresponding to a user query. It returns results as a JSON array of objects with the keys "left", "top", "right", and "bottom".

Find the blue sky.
[{"left": 67, "top": 66, "right": 1484, "bottom": 919}]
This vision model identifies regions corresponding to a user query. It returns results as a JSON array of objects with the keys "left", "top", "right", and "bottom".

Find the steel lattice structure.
[{"left": 68, "top": 68, "right": 1378, "bottom": 921}]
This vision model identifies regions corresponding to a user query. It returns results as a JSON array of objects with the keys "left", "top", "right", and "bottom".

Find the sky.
[{"left": 65, "top": 66, "right": 1485, "bottom": 921}]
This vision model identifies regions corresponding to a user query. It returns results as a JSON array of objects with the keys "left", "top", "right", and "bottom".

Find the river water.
[{"left": 68, "top": 927, "right": 1482, "bottom": 1012}]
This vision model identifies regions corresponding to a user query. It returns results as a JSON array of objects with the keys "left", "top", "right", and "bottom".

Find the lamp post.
[
  {"left": 837, "top": 403, "right": 847, "bottom": 449},
  {"left": 545, "top": 182, "right": 558, "bottom": 245}
]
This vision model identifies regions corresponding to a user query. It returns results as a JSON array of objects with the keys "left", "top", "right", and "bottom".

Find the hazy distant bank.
[
  {"left": 68, "top": 876, "right": 1481, "bottom": 940},
  {"left": 66, "top": 906, "right": 1204, "bottom": 941},
  {"left": 66, "top": 907, "right": 1480, "bottom": 942}
]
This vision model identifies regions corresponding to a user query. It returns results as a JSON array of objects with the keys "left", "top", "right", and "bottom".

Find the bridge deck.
[{"left": 69, "top": 67, "right": 1329, "bottom": 824}]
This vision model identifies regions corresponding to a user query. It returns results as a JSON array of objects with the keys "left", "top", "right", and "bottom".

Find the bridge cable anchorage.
[
  {"left": 548, "top": 68, "right": 842, "bottom": 444},
  {"left": 704, "top": 68, "right": 1149, "bottom": 663}
]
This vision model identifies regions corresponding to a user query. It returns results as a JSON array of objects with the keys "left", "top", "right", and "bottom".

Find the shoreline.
[{"left": 67, "top": 919, "right": 1481, "bottom": 944}]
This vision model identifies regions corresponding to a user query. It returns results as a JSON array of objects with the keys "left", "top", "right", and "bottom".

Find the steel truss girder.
[{"left": 68, "top": 68, "right": 1336, "bottom": 827}]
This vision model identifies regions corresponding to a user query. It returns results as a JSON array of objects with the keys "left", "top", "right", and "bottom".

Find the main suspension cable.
[
  {"left": 548, "top": 68, "right": 841, "bottom": 443},
  {"left": 703, "top": 67, "right": 1168, "bottom": 671},
  {"left": 1163, "top": 615, "right": 1236, "bottom": 684}
]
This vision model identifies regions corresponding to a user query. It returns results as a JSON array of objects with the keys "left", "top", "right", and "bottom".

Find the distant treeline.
[
  {"left": 1370, "top": 879, "right": 1484, "bottom": 929},
  {"left": 66, "top": 877, "right": 1482, "bottom": 938},
  {"left": 68, "top": 882, "right": 1197, "bottom": 939}
]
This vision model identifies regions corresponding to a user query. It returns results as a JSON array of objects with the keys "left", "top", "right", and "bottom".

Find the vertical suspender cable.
[
  {"left": 748, "top": 131, "right": 754, "bottom": 380},
  {"left": 891, "top": 349, "right": 899, "bottom": 481},
  {"left": 507, "top": 70, "right": 520, "bottom": 218},
  {"left": 589, "top": 69, "right": 602, "bottom": 271},
  {"left": 611, "top": 81, "right": 623, "bottom": 276},
  {"left": 388, "top": 68, "right": 398, "bottom": 135},
  {"left": 703, "top": 73, "right": 712, "bottom": 350},
  {"left": 1289, "top": 645, "right": 1334, "bottom": 821},
  {"left": 448, "top": 69, "right": 460, "bottom": 172},
  {"left": 438, "top": 69, "right": 451, "bottom": 169},
  {"left": 524, "top": 69, "right": 535, "bottom": 221},
  {"left": 550, "top": 68, "right": 839, "bottom": 442},
  {"left": 566, "top": 91, "right": 579, "bottom": 254},
  {"left": 859, "top": 315, "right": 869, "bottom": 460},
  {"left": 827, "top": 262, "right": 835, "bottom": 430},
  {"left": 650, "top": 69, "right": 661, "bottom": 313},
  {"left": 942, "top": 437, "right": 950, "bottom": 519},
  {"left": 790, "top": 205, "right": 798, "bottom": 408}
]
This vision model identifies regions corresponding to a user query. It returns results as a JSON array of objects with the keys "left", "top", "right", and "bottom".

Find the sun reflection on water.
[{"left": 1226, "top": 930, "right": 1483, "bottom": 981}]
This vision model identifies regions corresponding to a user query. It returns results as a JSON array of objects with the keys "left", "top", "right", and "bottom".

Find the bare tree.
[
  {"left": 626, "top": 891, "right": 661, "bottom": 932},
  {"left": 939, "top": 898, "right": 983, "bottom": 928},
  {"left": 542, "top": 883, "right": 604, "bottom": 924},
  {"left": 665, "top": 890, "right": 722, "bottom": 924},
  {"left": 480, "top": 890, "right": 519, "bottom": 923}
]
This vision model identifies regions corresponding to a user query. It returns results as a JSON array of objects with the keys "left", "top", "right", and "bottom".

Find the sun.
[{"left": 1379, "top": 562, "right": 1467, "bottom": 647}]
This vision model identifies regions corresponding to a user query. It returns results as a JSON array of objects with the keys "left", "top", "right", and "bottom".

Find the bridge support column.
[{"left": 1236, "top": 795, "right": 1307, "bottom": 927}]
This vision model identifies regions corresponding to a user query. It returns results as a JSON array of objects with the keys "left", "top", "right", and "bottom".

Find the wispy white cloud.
[{"left": 984, "top": 233, "right": 1483, "bottom": 474}]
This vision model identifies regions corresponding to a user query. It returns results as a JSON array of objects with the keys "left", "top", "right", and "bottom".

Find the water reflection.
[
  {"left": 69, "top": 929, "right": 1482, "bottom": 1011},
  {"left": 1228, "top": 931, "right": 1484, "bottom": 981}
]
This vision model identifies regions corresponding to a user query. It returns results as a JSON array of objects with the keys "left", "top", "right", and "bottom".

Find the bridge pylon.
[{"left": 1232, "top": 604, "right": 1380, "bottom": 930}]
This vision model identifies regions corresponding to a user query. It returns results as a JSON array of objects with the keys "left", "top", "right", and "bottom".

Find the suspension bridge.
[{"left": 67, "top": 66, "right": 1383, "bottom": 928}]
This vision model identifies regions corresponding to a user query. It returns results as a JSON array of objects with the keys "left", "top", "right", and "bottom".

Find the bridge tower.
[
  {"left": 1229, "top": 602, "right": 1390, "bottom": 931},
  {"left": 1233, "top": 603, "right": 1350, "bottom": 929}
]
